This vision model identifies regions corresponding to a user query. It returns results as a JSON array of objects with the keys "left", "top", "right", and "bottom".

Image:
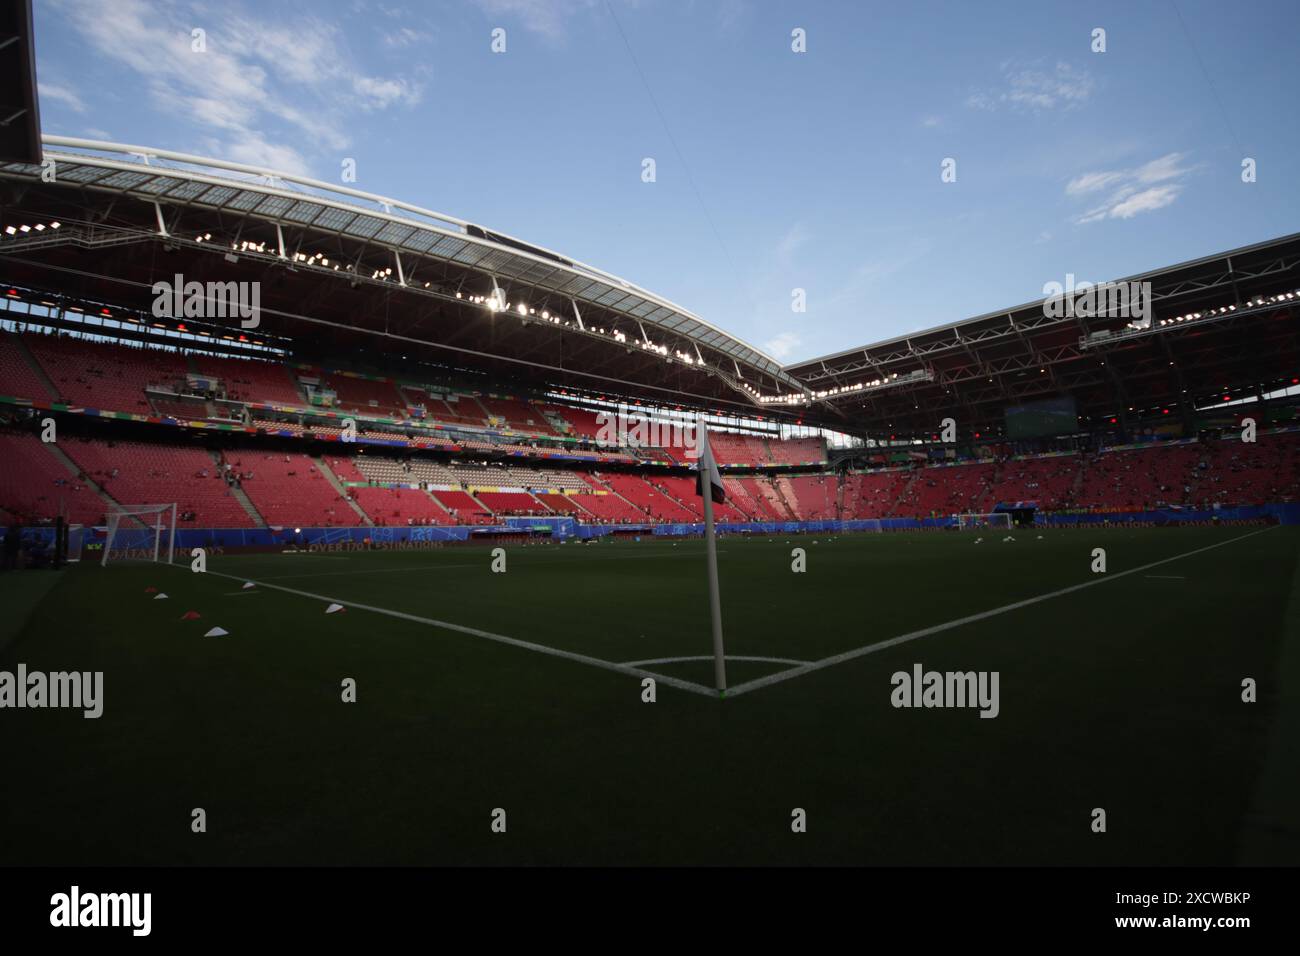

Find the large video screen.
[{"left": 1004, "top": 395, "right": 1078, "bottom": 439}]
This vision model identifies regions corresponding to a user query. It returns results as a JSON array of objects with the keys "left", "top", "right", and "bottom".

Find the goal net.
[
  {"left": 955, "top": 512, "right": 1012, "bottom": 531},
  {"left": 102, "top": 504, "right": 177, "bottom": 567}
]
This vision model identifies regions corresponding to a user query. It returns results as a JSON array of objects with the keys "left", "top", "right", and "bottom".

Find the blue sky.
[{"left": 32, "top": 0, "right": 1300, "bottom": 365}]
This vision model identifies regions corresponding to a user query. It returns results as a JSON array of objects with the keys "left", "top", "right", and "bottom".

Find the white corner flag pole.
[{"left": 698, "top": 419, "right": 727, "bottom": 695}]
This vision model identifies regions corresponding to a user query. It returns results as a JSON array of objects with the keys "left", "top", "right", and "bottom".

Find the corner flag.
[
  {"left": 694, "top": 422, "right": 726, "bottom": 505},
  {"left": 695, "top": 419, "right": 727, "bottom": 693}
]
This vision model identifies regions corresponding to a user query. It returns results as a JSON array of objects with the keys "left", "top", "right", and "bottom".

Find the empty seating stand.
[
  {"left": 61, "top": 439, "right": 254, "bottom": 527},
  {"left": 27, "top": 334, "right": 188, "bottom": 413},
  {"left": 0, "top": 334, "right": 55, "bottom": 401},
  {"left": 191, "top": 353, "right": 304, "bottom": 405},
  {"left": 234, "top": 453, "right": 363, "bottom": 527},
  {"left": 351, "top": 486, "right": 455, "bottom": 526},
  {"left": 323, "top": 374, "right": 408, "bottom": 418},
  {"left": 0, "top": 432, "right": 108, "bottom": 525}
]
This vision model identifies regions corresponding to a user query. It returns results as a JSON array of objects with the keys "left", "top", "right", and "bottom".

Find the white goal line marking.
[
  {"left": 723, "top": 526, "right": 1278, "bottom": 699},
  {"left": 179, "top": 567, "right": 718, "bottom": 698}
]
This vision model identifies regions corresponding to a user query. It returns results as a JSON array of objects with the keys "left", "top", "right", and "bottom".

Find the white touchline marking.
[
  {"left": 181, "top": 566, "right": 718, "bottom": 698},
  {"left": 724, "top": 527, "right": 1278, "bottom": 699},
  {"left": 622, "top": 655, "right": 812, "bottom": 667}
]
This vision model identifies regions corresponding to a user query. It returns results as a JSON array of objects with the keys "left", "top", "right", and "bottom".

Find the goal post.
[
  {"left": 66, "top": 524, "right": 84, "bottom": 563},
  {"left": 954, "top": 512, "right": 1012, "bottom": 532},
  {"left": 102, "top": 504, "right": 177, "bottom": 567}
]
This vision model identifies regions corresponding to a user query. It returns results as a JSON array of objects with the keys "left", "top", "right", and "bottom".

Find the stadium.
[{"left": 2, "top": 1, "right": 1299, "bottom": 876}]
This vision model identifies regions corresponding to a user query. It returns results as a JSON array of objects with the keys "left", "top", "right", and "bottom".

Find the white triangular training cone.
[
  {"left": 204, "top": 627, "right": 229, "bottom": 637},
  {"left": 325, "top": 603, "right": 345, "bottom": 614},
  {"left": 153, "top": 593, "right": 169, "bottom": 600},
  {"left": 242, "top": 581, "right": 255, "bottom": 590}
]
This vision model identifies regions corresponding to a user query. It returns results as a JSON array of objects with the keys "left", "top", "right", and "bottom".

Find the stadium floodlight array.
[
  {"left": 1079, "top": 288, "right": 1300, "bottom": 350},
  {"left": 2, "top": 221, "right": 61, "bottom": 236},
  {"left": 101, "top": 504, "right": 177, "bottom": 567},
  {"left": 955, "top": 512, "right": 1013, "bottom": 532},
  {"left": 753, "top": 368, "right": 933, "bottom": 405}
]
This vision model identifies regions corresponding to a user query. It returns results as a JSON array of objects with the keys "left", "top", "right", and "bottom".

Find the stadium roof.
[
  {"left": 0, "top": 0, "right": 40, "bottom": 165},
  {"left": 783, "top": 231, "right": 1300, "bottom": 438},
  {"left": 0, "top": 134, "right": 1296, "bottom": 439},
  {"left": 0, "top": 137, "right": 807, "bottom": 419}
]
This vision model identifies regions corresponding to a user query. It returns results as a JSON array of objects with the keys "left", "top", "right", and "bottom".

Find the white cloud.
[
  {"left": 1134, "top": 152, "right": 1190, "bottom": 185},
  {"left": 1109, "top": 185, "right": 1181, "bottom": 219},
  {"left": 352, "top": 75, "right": 421, "bottom": 110},
  {"left": 1065, "top": 170, "right": 1126, "bottom": 196},
  {"left": 383, "top": 26, "right": 430, "bottom": 48},
  {"left": 1067, "top": 152, "right": 1193, "bottom": 224},
  {"left": 49, "top": 0, "right": 422, "bottom": 171},
  {"left": 473, "top": 0, "right": 602, "bottom": 41},
  {"left": 38, "top": 82, "right": 86, "bottom": 113},
  {"left": 967, "top": 61, "right": 1094, "bottom": 113},
  {"left": 763, "top": 332, "right": 802, "bottom": 361},
  {"left": 775, "top": 223, "right": 809, "bottom": 266}
]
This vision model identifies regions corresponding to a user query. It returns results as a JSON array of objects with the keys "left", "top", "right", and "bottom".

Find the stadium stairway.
[
  {"left": 315, "top": 456, "right": 374, "bottom": 526},
  {"left": 772, "top": 477, "right": 802, "bottom": 520},
  {"left": 42, "top": 440, "right": 121, "bottom": 515},
  {"left": 13, "top": 336, "right": 61, "bottom": 400},
  {"left": 583, "top": 472, "right": 651, "bottom": 521},
  {"left": 647, "top": 480, "right": 700, "bottom": 518},
  {"left": 976, "top": 465, "right": 1000, "bottom": 512},
  {"left": 465, "top": 489, "right": 496, "bottom": 518},
  {"left": 422, "top": 488, "right": 458, "bottom": 522},
  {"left": 1070, "top": 460, "right": 1088, "bottom": 502},
  {"left": 208, "top": 451, "right": 266, "bottom": 527},
  {"left": 753, "top": 476, "right": 796, "bottom": 520},
  {"left": 893, "top": 471, "right": 919, "bottom": 517}
]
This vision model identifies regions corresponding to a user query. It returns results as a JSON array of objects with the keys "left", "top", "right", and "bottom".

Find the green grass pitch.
[{"left": 2, "top": 525, "right": 1298, "bottom": 865}]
